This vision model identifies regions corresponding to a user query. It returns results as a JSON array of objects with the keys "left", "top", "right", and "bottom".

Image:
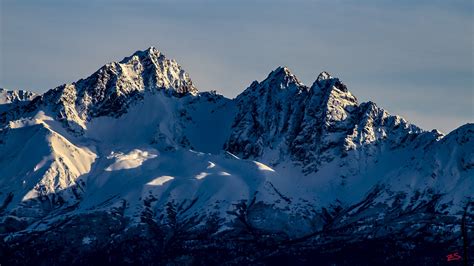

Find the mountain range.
[{"left": 0, "top": 47, "right": 472, "bottom": 265}]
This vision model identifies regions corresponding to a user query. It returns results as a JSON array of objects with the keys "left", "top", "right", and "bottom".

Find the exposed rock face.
[
  {"left": 1, "top": 47, "right": 197, "bottom": 132},
  {"left": 0, "top": 88, "right": 37, "bottom": 104},
  {"left": 225, "top": 68, "right": 428, "bottom": 173}
]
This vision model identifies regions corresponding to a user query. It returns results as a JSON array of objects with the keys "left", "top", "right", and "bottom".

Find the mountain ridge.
[{"left": 0, "top": 47, "right": 472, "bottom": 265}]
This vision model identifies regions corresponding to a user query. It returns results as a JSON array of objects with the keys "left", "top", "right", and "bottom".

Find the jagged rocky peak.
[
  {"left": 38, "top": 46, "right": 198, "bottom": 126},
  {"left": 125, "top": 46, "right": 163, "bottom": 59},
  {"left": 237, "top": 66, "right": 319, "bottom": 105},
  {"left": 308, "top": 70, "right": 358, "bottom": 118},
  {"left": 0, "top": 88, "right": 37, "bottom": 104},
  {"left": 265, "top": 66, "right": 307, "bottom": 91},
  {"left": 316, "top": 70, "right": 332, "bottom": 82},
  {"left": 266, "top": 66, "right": 303, "bottom": 87},
  {"left": 95, "top": 46, "right": 198, "bottom": 96},
  {"left": 2, "top": 46, "right": 473, "bottom": 265},
  {"left": 312, "top": 70, "right": 349, "bottom": 93},
  {"left": 242, "top": 66, "right": 306, "bottom": 97},
  {"left": 117, "top": 46, "right": 197, "bottom": 95},
  {"left": 226, "top": 67, "right": 362, "bottom": 163},
  {"left": 308, "top": 71, "right": 358, "bottom": 121},
  {"left": 226, "top": 67, "right": 431, "bottom": 172}
]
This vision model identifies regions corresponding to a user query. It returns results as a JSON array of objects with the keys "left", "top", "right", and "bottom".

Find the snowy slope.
[{"left": 0, "top": 47, "right": 472, "bottom": 265}]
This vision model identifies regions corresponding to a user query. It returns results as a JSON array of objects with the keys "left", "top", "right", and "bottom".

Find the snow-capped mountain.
[
  {"left": 0, "top": 88, "right": 37, "bottom": 114},
  {"left": 0, "top": 47, "right": 472, "bottom": 265},
  {"left": 0, "top": 88, "right": 37, "bottom": 104},
  {"left": 1, "top": 47, "right": 196, "bottom": 133},
  {"left": 224, "top": 67, "right": 429, "bottom": 174}
]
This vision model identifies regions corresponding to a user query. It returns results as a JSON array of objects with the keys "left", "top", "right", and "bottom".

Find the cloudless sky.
[{"left": 1, "top": 0, "right": 473, "bottom": 133}]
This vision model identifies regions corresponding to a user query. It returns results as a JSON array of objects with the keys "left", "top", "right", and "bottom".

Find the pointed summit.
[
  {"left": 265, "top": 66, "right": 302, "bottom": 86},
  {"left": 237, "top": 66, "right": 308, "bottom": 101},
  {"left": 311, "top": 71, "right": 348, "bottom": 93},
  {"left": 316, "top": 71, "right": 333, "bottom": 83},
  {"left": 37, "top": 46, "right": 198, "bottom": 130},
  {"left": 269, "top": 66, "right": 292, "bottom": 78},
  {"left": 121, "top": 46, "right": 163, "bottom": 63},
  {"left": 146, "top": 46, "right": 159, "bottom": 54},
  {"left": 116, "top": 46, "right": 197, "bottom": 95},
  {"left": 0, "top": 88, "right": 37, "bottom": 104},
  {"left": 248, "top": 66, "right": 306, "bottom": 94}
]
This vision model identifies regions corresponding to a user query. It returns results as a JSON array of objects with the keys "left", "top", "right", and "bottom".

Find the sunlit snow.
[
  {"left": 105, "top": 149, "right": 158, "bottom": 171},
  {"left": 218, "top": 171, "right": 231, "bottom": 176},
  {"left": 207, "top": 161, "right": 216, "bottom": 169},
  {"left": 195, "top": 172, "right": 210, "bottom": 180},
  {"left": 254, "top": 161, "right": 275, "bottom": 172},
  {"left": 147, "top": 175, "right": 174, "bottom": 186}
]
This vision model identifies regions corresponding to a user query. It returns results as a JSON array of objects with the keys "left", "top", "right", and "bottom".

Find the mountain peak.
[
  {"left": 120, "top": 46, "right": 164, "bottom": 64},
  {"left": 103, "top": 46, "right": 197, "bottom": 96},
  {"left": 260, "top": 66, "right": 304, "bottom": 89},
  {"left": 0, "top": 88, "right": 37, "bottom": 104},
  {"left": 312, "top": 71, "right": 348, "bottom": 93},
  {"left": 34, "top": 46, "right": 198, "bottom": 128},
  {"left": 268, "top": 66, "right": 294, "bottom": 79},
  {"left": 271, "top": 66, "right": 291, "bottom": 75},
  {"left": 143, "top": 46, "right": 161, "bottom": 57},
  {"left": 316, "top": 71, "right": 333, "bottom": 83},
  {"left": 3, "top": 47, "right": 471, "bottom": 265},
  {"left": 146, "top": 46, "right": 159, "bottom": 53}
]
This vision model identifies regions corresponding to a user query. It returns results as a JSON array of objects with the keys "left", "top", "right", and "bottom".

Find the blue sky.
[{"left": 1, "top": 0, "right": 472, "bottom": 133}]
